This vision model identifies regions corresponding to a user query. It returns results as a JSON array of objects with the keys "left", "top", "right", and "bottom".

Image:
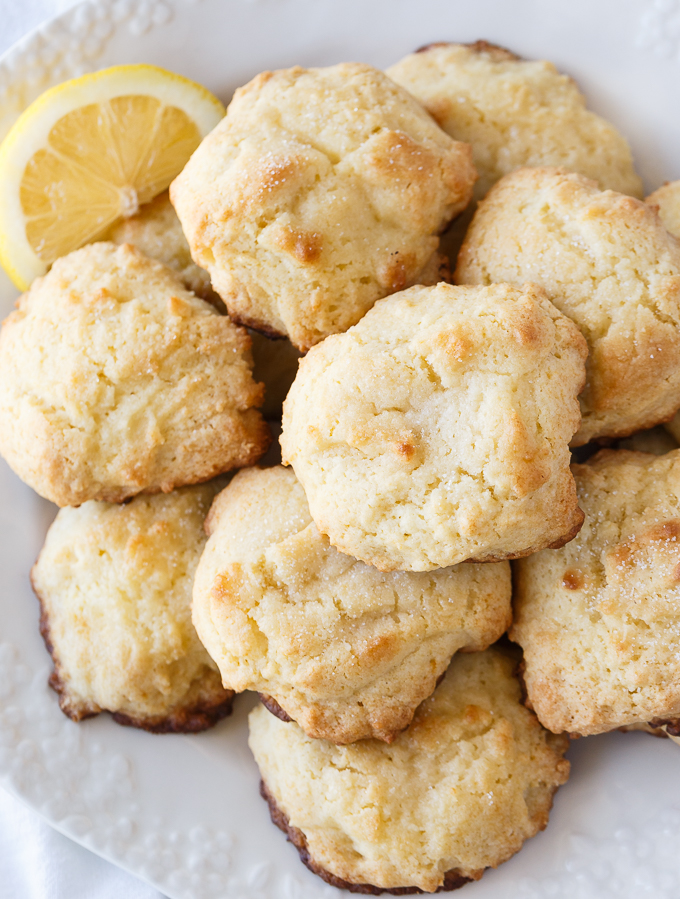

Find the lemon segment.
[{"left": 0, "top": 64, "right": 225, "bottom": 290}]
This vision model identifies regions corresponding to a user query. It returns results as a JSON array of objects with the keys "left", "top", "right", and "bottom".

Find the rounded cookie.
[
  {"left": 32, "top": 482, "right": 234, "bottom": 732},
  {"left": 512, "top": 448, "right": 680, "bottom": 736},
  {"left": 387, "top": 41, "right": 643, "bottom": 200},
  {"left": 170, "top": 62, "right": 475, "bottom": 351},
  {"left": 249, "top": 647, "right": 570, "bottom": 893},
  {"left": 192, "top": 466, "right": 511, "bottom": 744},
  {"left": 0, "top": 242, "right": 269, "bottom": 506},
  {"left": 456, "top": 167, "right": 680, "bottom": 444},
  {"left": 647, "top": 179, "right": 680, "bottom": 240},
  {"left": 647, "top": 181, "right": 680, "bottom": 448},
  {"left": 281, "top": 281, "right": 587, "bottom": 572}
]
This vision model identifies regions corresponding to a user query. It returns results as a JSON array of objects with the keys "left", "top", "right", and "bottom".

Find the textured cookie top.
[
  {"left": 0, "top": 242, "right": 269, "bottom": 506},
  {"left": 281, "top": 281, "right": 586, "bottom": 571},
  {"left": 647, "top": 179, "right": 680, "bottom": 239},
  {"left": 106, "top": 195, "right": 300, "bottom": 419},
  {"left": 387, "top": 41, "right": 643, "bottom": 200},
  {"left": 32, "top": 483, "right": 232, "bottom": 728},
  {"left": 192, "top": 466, "right": 511, "bottom": 743},
  {"left": 512, "top": 449, "right": 680, "bottom": 736},
  {"left": 170, "top": 63, "right": 475, "bottom": 351},
  {"left": 249, "top": 647, "right": 570, "bottom": 892},
  {"left": 106, "top": 190, "right": 217, "bottom": 303},
  {"left": 456, "top": 167, "right": 680, "bottom": 444}
]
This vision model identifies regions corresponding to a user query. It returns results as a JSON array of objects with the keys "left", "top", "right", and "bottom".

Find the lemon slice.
[{"left": 0, "top": 64, "right": 225, "bottom": 289}]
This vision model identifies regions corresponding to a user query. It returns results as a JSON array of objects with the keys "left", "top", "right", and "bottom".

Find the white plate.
[{"left": 1, "top": 1, "right": 680, "bottom": 897}]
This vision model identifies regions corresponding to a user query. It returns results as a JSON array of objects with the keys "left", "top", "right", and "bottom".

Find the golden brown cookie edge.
[
  {"left": 33, "top": 568, "right": 235, "bottom": 734},
  {"left": 259, "top": 779, "right": 477, "bottom": 894}
]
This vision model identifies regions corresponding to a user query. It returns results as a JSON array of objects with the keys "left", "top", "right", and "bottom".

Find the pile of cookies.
[{"left": 1, "top": 41, "right": 680, "bottom": 894}]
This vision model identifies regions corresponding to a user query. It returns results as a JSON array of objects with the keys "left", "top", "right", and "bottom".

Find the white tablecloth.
[{"left": 0, "top": 1, "right": 166, "bottom": 896}]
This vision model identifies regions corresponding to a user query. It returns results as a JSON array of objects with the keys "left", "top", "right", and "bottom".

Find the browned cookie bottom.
[
  {"left": 259, "top": 693, "right": 293, "bottom": 723},
  {"left": 260, "top": 779, "right": 476, "bottom": 894},
  {"left": 650, "top": 718, "right": 680, "bottom": 737},
  {"left": 110, "top": 692, "right": 234, "bottom": 734},
  {"left": 37, "top": 586, "right": 234, "bottom": 734}
]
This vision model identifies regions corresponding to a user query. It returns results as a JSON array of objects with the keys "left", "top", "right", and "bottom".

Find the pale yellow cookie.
[
  {"left": 171, "top": 63, "right": 475, "bottom": 351},
  {"left": 32, "top": 482, "right": 233, "bottom": 731},
  {"left": 647, "top": 179, "right": 680, "bottom": 239},
  {"left": 456, "top": 167, "right": 680, "bottom": 444},
  {"left": 387, "top": 42, "right": 642, "bottom": 201},
  {"left": 512, "top": 449, "right": 680, "bottom": 736},
  {"left": 647, "top": 180, "right": 680, "bottom": 458},
  {"left": 192, "top": 466, "right": 511, "bottom": 743},
  {"left": 281, "top": 281, "right": 586, "bottom": 572},
  {"left": 249, "top": 647, "right": 570, "bottom": 893},
  {"left": 0, "top": 242, "right": 269, "bottom": 506},
  {"left": 105, "top": 190, "right": 220, "bottom": 305}
]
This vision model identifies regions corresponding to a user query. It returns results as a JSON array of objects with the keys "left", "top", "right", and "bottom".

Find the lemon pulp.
[{"left": 20, "top": 96, "right": 201, "bottom": 265}]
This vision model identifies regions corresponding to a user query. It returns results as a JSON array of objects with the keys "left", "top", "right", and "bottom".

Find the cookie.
[
  {"left": 105, "top": 190, "right": 221, "bottom": 306},
  {"left": 249, "top": 647, "right": 570, "bottom": 893},
  {"left": 387, "top": 41, "right": 643, "bottom": 200},
  {"left": 192, "top": 466, "right": 511, "bottom": 744},
  {"left": 512, "top": 448, "right": 680, "bottom": 736},
  {"left": 0, "top": 242, "right": 269, "bottom": 506},
  {"left": 170, "top": 63, "right": 475, "bottom": 351},
  {"left": 281, "top": 281, "right": 586, "bottom": 572},
  {"left": 32, "top": 482, "right": 234, "bottom": 732},
  {"left": 646, "top": 181, "right": 680, "bottom": 446},
  {"left": 456, "top": 167, "right": 680, "bottom": 444},
  {"left": 647, "top": 179, "right": 680, "bottom": 239}
]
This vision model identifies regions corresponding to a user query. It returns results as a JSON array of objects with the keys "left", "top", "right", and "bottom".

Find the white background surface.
[
  {"left": 0, "top": 9, "right": 161, "bottom": 899},
  {"left": 1, "top": 2, "right": 680, "bottom": 899}
]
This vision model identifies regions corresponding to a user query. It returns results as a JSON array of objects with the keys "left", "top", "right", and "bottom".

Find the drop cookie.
[
  {"left": 192, "top": 466, "right": 511, "bottom": 744},
  {"left": 281, "top": 281, "right": 587, "bottom": 572},
  {"left": 32, "top": 482, "right": 234, "bottom": 732},
  {"left": 456, "top": 167, "right": 680, "bottom": 444},
  {"left": 647, "top": 179, "right": 680, "bottom": 240},
  {"left": 646, "top": 181, "right": 680, "bottom": 446},
  {"left": 387, "top": 41, "right": 643, "bottom": 201},
  {"left": 0, "top": 242, "right": 269, "bottom": 506},
  {"left": 249, "top": 647, "right": 570, "bottom": 893},
  {"left": 512, "top": 448, "right": 680, "bottom": 736},
  {"left": 170, "top": 63, "right": 475, "bottom": 351}
]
